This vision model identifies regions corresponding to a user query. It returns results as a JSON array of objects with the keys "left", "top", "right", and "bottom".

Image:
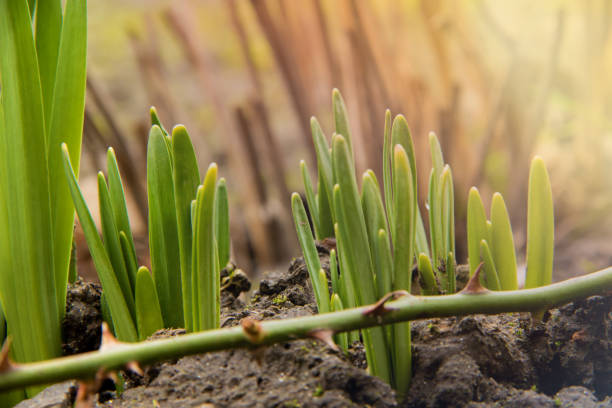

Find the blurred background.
[{"left": 78, "top": 0, "right": 612, "bottom": 283}]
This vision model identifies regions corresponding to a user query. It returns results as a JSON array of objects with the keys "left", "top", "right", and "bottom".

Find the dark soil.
[
  {"left": 19, "top": 252, "right": 612, "bottom": 408},
  {"left": 62, "top": 278, "right": 103, "bottom": 355}
]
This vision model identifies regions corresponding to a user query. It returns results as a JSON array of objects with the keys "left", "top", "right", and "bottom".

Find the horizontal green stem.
[{"left": 1, "top": 267, "right": 612, "bottom": 391}]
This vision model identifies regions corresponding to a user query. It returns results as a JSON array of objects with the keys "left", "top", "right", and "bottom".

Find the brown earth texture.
[{"left": 18, "top": 248, "right": 612, "bottom": 408}]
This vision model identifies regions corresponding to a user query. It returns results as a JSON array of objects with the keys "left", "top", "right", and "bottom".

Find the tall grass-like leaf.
[
  {"left": 329, "top": 249, "right": 340, "bottom": 295},
  {"left": 414, "top": 213, "right": 430, "bottom": 260},
  {"left": 107, "top": 148, "right": 137, "bottom": 289},
  {"left": 361, "top": 170, "right": 391, "bottom": 297},
  {"left": 446, "top": 252, "right": 456, "bottom": 293},
  {"left": 317, "top": 174, "right": 334, "bottom": 239},
  {"left": 418, "top": 253, "right": 438, "bottom": 295},
  {"left": 331, "top": 136, "right": 377, "bottom": 303},
  {"left": 147, "top": 125, "right": 183, "bottom": 328},
  {"left": 390, "top": 116, "right": 416, "bottom": 247},
  {"left": 525, "top": 157, "right": 554, "bottom": 288},
  {"left": 171, "top": 125, "right": 200, "bottom": 331},
  {"left": 467, "top": 187, "right": 489, "bottom": 276},
  {"left": 0, "top": 0, "right": 62, "bottom": 374},
  {"left": 480, "top": 240, "right": 501, "bottom": 290},
  {"left": 391, "top": 116, "right": 417, "bottom": 197},
  {"left": 376, "top": 229, "right": 394, "bottom": 301},
  {"left": 135, "top": 266, "right": 164, "bottom": 341},
  {"left": 62, "top": 145, "right": 138, "bottom": 342},
  {"left": 330, "top": 294, "right": 348, "bottom": 352},
  {"left": 332, "top": 89, "right": 353, "bottom": 157},
  {"left": 332, "top": 222, "right": 357, "bottom": 310},
  {"left": 382, "top": 110, "right": 393, "bottom": 227},
  {"left": 333, "top": 182, "right": 390, "bottom": 382},
  {"left": 119, "top": 231, "right": 138, "bottom": 291},
  {"left": 391, "top": 144, "right": 415, "bottom": 395},
  {"left": 194, "top": 165, "right": 220, "bottom": 330},
  {"left": 377, "top": 228, "right": 395, "bottom": 347},
  {"left": 98, "top": 173, "right": 136, "bottom": 320},
  {"left": 490, "top": 193, "right": 518, "bottom": 290},
  {"left": 333, "top": 222, "right": 360, "bottom": 344},
  {"left": 310, "top": 117, "right": 335, "bottom": 233},
  {"left": 47, "top": 0, "right": 87, "bottom": 315},
  {"left": 291, "top": 194, "right": 330, "bottom": 313},
  {"left": 34, "top": 0, "right": 62, "bottom": 124},
  {"left": 301, "top": 161, "right": 321, "bottom": 239},
  {"left": 215, "top": 178, "right": 230, "bottom": 269},
  {"left": 428, "top": 133, "right": 444, "bottom": 262},
  {"left": 440, "top": 166, "right": 455, "bottom": 263}
]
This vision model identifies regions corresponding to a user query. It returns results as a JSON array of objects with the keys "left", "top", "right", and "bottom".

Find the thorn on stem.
[
  {"left": 99, "top": 323, "right": 143, "bottom": 375},
  {"left": 363, "top": 290, "right": 411, "bottom": 316},
  {"left": 308, "top": 329, "right": 339, "bottom": 351},
  {"left": 241, "top": 318, "right": 264, "bottom": 344},
  {"left": 460, "top": 263, "right": 489, "bottom": 294}
]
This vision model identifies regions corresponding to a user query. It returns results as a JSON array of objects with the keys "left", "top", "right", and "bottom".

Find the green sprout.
[
  {"left": 0, "top": 0, "right": 86, "bottom": 404},
  {"left": 62, "top": 113, "right": 229, "bottom": 341},
  {"left": 467, "top": 156, "right": 554, "bottom": 291},
  {"left": 293, "top": 90, "right": 433, "bottom": 394},
  {"left": 292, "top": 90, "right": 464, "bottom": 394},
  {"left": 291, "top": 89, "right": 563, "bottom": 396}
]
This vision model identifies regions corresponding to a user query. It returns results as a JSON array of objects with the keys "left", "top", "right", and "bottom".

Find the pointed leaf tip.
[{"left": 172, "top": 124, "right": 187, "bottom": 134}]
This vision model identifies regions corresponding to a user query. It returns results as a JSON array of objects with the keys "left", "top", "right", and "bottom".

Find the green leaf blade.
[
  {"left": 490, "top": 193, "right": 518, "bottom": 290},
  {"left": 332, "top": 89, "right": 353, "bottom": 157},
  {"left": 392, "top": 144, "right": 416, "bottom": 292},
  {"left": 135, "top": 266, "right": 164, "bottom": 341},
  {"left": 300, "top": 161, "right": 321, "bottom": 240},
  {"left": 171, "top": 125, "right": 200, "bottom": 332},
  {"left": 310, "top": 117, "right": 334, "bottom": 229},
  {"left": 391, "top": 144, "right": 416, "bottom": 395},
  {"left": 291, "top": 193, "right": 330, "bottom": 313},
  {"left": 215, "top": 178, "right": 230, "bottom": 269},
  {"left": 467, "top": 187, "right": 488, "bottom": 276},
  {"left": 147, "top": 125, "right": 182, "bottom": 329},
  {"left": 47, "top": 0, "right": 88, "bottom": 315},
  {"left": 525, "top": 157, "right": 554, "bottom": 288},
  {"left": 98, "top": 172, "right": 136, "bottom": 320},
  {"left": 480, "top": 240, "right": 501, "bottom": 291},
  {"left": 62, "top": 144, "right": 137, "bottom": 342},
  {"left": 34, "top": 0, "right": 62, "bottom": 125},
  {"left": 107, "top": 148, "right": 137, "bottom": 289},
  {"left": 0, "top": 0, "right": 62, "bottom": 369},
  {"left": 361, "top": 170, "right": 391, "bottom": 298},
  {"left": 194, "top": 164, "right": 220, "bottom": 331},
  {"left": 418, "top": 253, "right": 438, "bottom": 295}
]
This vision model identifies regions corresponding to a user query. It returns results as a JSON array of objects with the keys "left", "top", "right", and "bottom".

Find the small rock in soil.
[{"left": 14, "top": 381, "right": 76, "bottom": 408}]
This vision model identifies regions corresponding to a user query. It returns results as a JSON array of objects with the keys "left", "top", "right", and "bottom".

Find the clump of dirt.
[
  {"left": 62, "top": 278, "right": 102, "bottom": 355},
  {"left": 405, "top": 293, "right": 612, "bottom": 407},
  {"left": 112, "top": 340, "right": 395, "bottom": 407},
  {"left": 529, "top": 295, "right": 612, "bottom": 397}
]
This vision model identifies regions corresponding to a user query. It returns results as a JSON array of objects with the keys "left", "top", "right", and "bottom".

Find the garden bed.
[{"left": 20, "top": 248, "right": 612, "bottom": 408}]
